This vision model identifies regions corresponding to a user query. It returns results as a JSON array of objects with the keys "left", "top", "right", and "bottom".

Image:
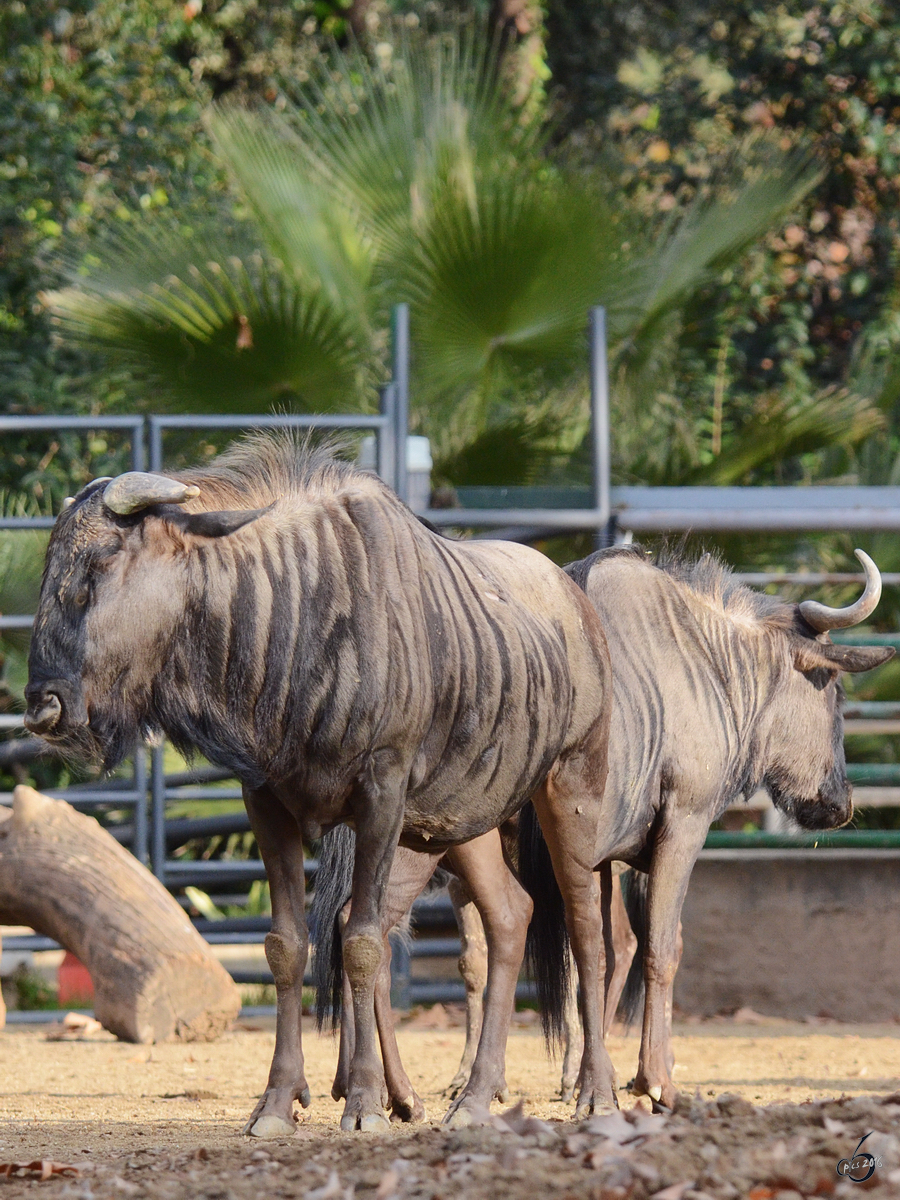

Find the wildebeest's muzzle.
[
  {"left": 24, "top": 677, "right": 88, "bottom": 738},
  {"left": 767, "top": 767, "right": 853, "bottom": 831}
]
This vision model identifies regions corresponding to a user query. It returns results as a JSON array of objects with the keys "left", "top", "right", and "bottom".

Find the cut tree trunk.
[{"left": 0, "top": 786, "right": 241, "bottom": 1043}]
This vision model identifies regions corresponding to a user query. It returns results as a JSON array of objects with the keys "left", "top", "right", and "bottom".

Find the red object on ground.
[{"left": 57, "top": 952, "right": 94, "bottom": 1006}]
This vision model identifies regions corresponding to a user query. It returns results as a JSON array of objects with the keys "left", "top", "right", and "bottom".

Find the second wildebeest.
[
  {"left": 24, "top": 434, "right": 615, "bottom": 1133},
  {"left": 317, "top": 542, "right": 893, "bottom": 1113}
]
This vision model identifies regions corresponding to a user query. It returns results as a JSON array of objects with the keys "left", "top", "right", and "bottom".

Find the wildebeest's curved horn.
[
  {"left": 103, "top": 473, "right": 200, "bottom": 516},
  {"left": 799, "top": 549, "right": 882, "bottom": 632}
]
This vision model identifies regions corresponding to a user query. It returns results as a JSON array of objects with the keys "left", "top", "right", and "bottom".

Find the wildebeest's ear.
[
  {"left": 169, "top": 503, "right": 274, "bottom": 539},
  {"left": 793, "top": 640, "right": 895, "bottom": 674}
]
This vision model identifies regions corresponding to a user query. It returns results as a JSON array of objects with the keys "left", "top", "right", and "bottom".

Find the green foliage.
[
  {"left": 5, "top": 1, "right": 890, "bottom": 490},
  {"left": 185, "top": 880, "right": 270, "bottom": 921},
  {"left": 47, "top": 29, "right": 828, "bottom": 486},
  {"left": 12, "top": 965, "right": 57, "bottom": 1011},
  {"left": 546, "top": 0, "right": 900, "bottom": 482},
  {"left": 0, "top": 0, "right": 340, "bottom": 416}
]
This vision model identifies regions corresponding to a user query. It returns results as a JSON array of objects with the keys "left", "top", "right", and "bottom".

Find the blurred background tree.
[
  {"left": 5, "top": 0, "right": 899, "bottom": 494},
  {"left": 544, "top": 0, "right": 900, "bottom": 484},
  {"left": 43, "top": 28, "right": 851, "bottom": 492}
]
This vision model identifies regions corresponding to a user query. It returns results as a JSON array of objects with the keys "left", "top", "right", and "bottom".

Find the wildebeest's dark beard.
[
  {"left": 85, "top": 706, "right": 145, "bottom": 773},
  {"left": 36, "top": 721, "right": 107, "bottom": 772},
  {"left": 766, "top": 773, "right": 852, "bottom": 831}
]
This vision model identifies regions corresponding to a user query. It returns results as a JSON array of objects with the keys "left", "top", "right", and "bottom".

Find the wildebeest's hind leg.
[
  {"left": 332, "top": 967, "right": 353, "bottom": 1103},
  {"left": 632, "top": 811, "right": 707, "bottom": 1110},
  {"left": 531, "top": 772, "right": 618, "bottom": 1118},
  {"left": 442, "top": 831, "right": 532, "bottom": 1128},
  {"left": 561, "top": 867, "right": 636, "bottom": 1104},
  {"left": 445, "top": 875, "right": 488, "bottom": 1099},
  {"left": 241, "top": 785, "right": 310, "bottom": 1139}
]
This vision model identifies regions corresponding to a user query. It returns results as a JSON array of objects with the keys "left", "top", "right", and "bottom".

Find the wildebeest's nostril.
[{"left": 24, "top": 692, "right": 63, "bottom": 734}]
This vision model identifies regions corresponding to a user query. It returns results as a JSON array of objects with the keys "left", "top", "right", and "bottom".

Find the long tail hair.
[
  {"left": 518, "top": 802, "right": 571, "bottom": 1045},
  {"left": 619, "top": 868, "right": 647, "bottom": 1026},
  {"left": 310, "top": 824, "right": 356, "bottom": 1030}
]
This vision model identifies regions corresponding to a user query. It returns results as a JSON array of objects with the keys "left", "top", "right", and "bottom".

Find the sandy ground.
[{"left": 0, "top": 1012, "right": 899, "bottom": 1196}]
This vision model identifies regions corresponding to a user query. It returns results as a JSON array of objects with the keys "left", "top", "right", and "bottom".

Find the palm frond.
[
  {"left": 47, "top": 235, "right": 374, "bottom": 412},
  {"left": 688, "top": 387, "right": 883, "bottom": 485},
  {"left": 208, "top": 108, "right": 377, "bottom": 316},
  {"left": 405, "top": 174, "right": 624, "bottom": 424},
  {"left": 612, "top": 138, "right": 823, "bottom": 397},
  {"left": 280, "top": 28, "right": 546, "bottom": 259}
]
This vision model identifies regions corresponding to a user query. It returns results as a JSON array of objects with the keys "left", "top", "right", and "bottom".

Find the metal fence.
[{"left": 3, "top": 303, "right": 900, "bottom": 1012}]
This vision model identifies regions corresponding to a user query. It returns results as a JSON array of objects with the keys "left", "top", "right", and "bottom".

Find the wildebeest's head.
[
  {"left": 24, "top": 470, "right": 269, "bottom": 766},
  {"left": 761, "top": 549, "right": 894, "bottom": 830}
]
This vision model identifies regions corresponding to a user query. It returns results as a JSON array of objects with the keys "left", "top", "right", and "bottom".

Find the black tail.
[
  {"left": 619, "top": 868, "right": 647, "bottom": 1027},
  {"left": 310, "top": 824, "right": 356, "bottom": 1031},
  {"left": 519, "top": 801, "right": 570, "bottom": 1046}
]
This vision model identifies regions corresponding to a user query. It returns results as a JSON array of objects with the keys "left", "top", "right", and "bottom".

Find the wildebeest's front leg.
[
  {"left": 242, "top": 785, "right": 310, "bottom": 1139},
  {"left": 442, "top": 831, "right": 533, "bottom": 1127},
  {"left": 632, "top": 810, "right": 707, "bottom": 1110},
  {"left": 340, "top": 763, "right": 407, "bottom": 1132},
  {"left": 331, "top": 844, "right": 444, "bottom": 1120}
]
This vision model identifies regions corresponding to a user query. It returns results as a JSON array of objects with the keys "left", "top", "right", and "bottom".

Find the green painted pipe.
[
  {"left": 704, "top": 829, "right": 900, "bottom": 849},
  {"left": 847, "top": 763, "right": 900, "bottom": 785},
  {"left": 832, "top": 631, "right": 900, "bottom": 648}
]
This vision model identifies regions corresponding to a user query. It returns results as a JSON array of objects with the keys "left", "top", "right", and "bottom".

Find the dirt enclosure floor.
[{"left": 1, "top": 1011, "right": 900, "bottom": 1198}]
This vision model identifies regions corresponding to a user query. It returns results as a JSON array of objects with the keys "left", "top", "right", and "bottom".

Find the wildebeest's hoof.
[
  {"left": 242, "top": 1086, "right": 303, "bottom": 1138},
  {"left": 443, "top": 1105, "right": 475, "bottom": 1130},
  {"left": 340, "top": 1110, "right": 389, "bottom": 1132},
  {"left": 575, "top": 1090, "right": 618, "bottom": 1120},
  {"left": 247, "top": 1113, "right": 297, "bottom": 1139},
  {"left": 560, "top": 1081, "right": 576, "bottom": 1104},
  {"left": 340, "top": 1090, "right": 390, "bottom": 1132},
  {"left": 631, "top": 1072, "right": 677, "bottom": 1110},
  {"left": 442, "top": 1094, "right": 493, "bottom": 1129},
  {"left": 390, "top": 1091, "right": 426, "bottom": 1123}
]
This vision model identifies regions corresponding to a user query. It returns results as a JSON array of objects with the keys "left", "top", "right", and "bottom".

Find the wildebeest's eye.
[{"left": 74, "top": 587, "right": 89, "bottom": 608}]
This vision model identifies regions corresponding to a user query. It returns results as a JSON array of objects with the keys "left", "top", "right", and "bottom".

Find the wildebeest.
[
  {"left": 318, "top": 543, "right": 893, "bottom": 1113},
  {"left": 23, "top": 435, "right": 615, "bottom": 1133}
]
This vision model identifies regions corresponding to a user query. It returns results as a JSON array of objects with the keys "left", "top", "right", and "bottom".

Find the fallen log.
[{"left": 0, "top": 786, "right": 241, "bottom": 1042}]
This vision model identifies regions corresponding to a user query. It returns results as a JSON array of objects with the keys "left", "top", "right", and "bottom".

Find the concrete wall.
[{"left": 674, "top": 849, "right": 900, "bottom": 1022}]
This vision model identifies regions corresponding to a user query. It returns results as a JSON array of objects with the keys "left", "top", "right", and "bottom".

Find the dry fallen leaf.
[{"left": 0, "top": 1160, "right": 80, "bottom": 1180}]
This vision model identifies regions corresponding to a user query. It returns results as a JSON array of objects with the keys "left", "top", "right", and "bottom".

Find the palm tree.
[{"left": 46, "top": 29, "right": 843, "bottom": 483}]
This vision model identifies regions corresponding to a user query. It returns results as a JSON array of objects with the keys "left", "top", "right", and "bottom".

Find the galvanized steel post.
[
  {"left": 391, "top": 303, "right": 410, "bottom": 503},
  {"left": 589, "top": 306, "right": 613, "bottom": 548},
  {"left": 150, "top": 744, "right": 167, "bottom": 881},
  {"left": 132, "top": 744, "right": 149, "bottom": 865}
]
